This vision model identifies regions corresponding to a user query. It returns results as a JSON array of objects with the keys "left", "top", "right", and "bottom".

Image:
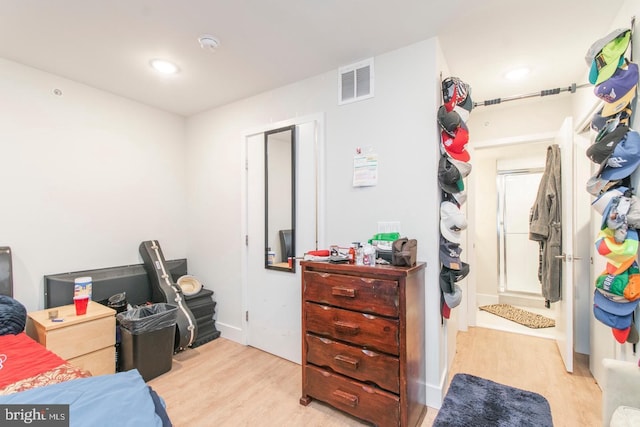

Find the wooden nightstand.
[{"left": 26, "top": 301, "right": 116, "bottom": 376}]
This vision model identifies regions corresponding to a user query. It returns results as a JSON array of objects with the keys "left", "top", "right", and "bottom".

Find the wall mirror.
[{"left": 264, "top": 125, "right": 296, "bottom": 272}]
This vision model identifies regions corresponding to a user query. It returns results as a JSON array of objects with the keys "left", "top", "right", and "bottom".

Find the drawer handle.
[
  {"left": 331, "top": 286, "right": 357, "bottom": 298},
  {"left": 334, "top": 354, "right": 360, "bottom": 369},
  {"left": 334, "top": 321, "right": 360, "bottom": 335},
  {"left": 332, "top": 389, "right": 359, "bottom": 407}
]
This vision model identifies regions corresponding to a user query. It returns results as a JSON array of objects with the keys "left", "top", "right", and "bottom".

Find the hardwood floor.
[{"left": 148, "top": 327, "right": 601, "bottom": 426}]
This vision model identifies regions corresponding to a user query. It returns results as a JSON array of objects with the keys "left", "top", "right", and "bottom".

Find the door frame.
[
  {"left": 239, "top": 113, "right": 325, "bottom": 347},
  {"left": 465, "top": 131, "right": 557, "bottom": 331}
]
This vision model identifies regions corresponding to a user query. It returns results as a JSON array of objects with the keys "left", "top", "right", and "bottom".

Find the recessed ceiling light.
[
  {"left": 504, "top": 67, "right": 530, "bottom": 81},
  {"left": 149, "top": 59, "right": 179, "bottom": 75}
]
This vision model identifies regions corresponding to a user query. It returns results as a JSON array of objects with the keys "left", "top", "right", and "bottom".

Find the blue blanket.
[{"left": 0, "top": 369, "right": 170, "bottom": 426}]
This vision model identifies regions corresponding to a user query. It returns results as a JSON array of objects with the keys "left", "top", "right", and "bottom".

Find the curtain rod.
[{"left": 473, "top": 83, "right": 591, "bottom": 108}]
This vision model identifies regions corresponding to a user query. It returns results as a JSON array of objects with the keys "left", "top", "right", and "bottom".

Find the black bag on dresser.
[{"left": 391, "top": 238, "right": 417, "bottom": 267}]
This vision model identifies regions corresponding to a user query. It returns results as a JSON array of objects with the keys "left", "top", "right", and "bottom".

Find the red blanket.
[{"left": 0, "top": 332, "right": 89, "bottom": 392}]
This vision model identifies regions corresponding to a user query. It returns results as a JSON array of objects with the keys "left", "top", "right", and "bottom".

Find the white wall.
[
  {"left": 185, "top": 38, "right": 446, "bottom": 407},
  {"left": 0, "top": 58, "right": 188, "bottom": 311}
]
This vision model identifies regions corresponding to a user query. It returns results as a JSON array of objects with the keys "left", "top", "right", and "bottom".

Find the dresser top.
[
  {"left": 301, "top": 261, "right": 426, "bottom": 279},
  {"left": 28, "top": 301, "right": 115, "bottom": 331}
]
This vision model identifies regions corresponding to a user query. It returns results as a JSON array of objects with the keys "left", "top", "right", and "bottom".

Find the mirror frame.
[{"left": 264, "top": 125, "right": 296, "bottom": 272}]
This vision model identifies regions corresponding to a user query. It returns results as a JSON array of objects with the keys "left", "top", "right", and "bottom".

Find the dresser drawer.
[
  {"left": 43, "top": 316, "right": 115, "bottom": 361},
  {"left": 305, "top": 302, "right": 399, "bottom": 356},
  {"left": 68, "top": 346, "right": 115, "bottom": 376},
  {"left": 306, "top": 333, "right": 400, "bottom": 393},
  {"left": 304, "top": 271, "right": 399, "bottom": 317},
  {"left": 305, "top": 365, "right": 400, "bottom": 427}
]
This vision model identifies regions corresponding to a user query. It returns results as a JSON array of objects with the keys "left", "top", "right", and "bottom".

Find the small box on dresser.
[
  {"left": 299, "top": 261, "right": 427, "bottom": 427},
  {"left": 26, "top": 301, "right": 116, "bottom": 376}
]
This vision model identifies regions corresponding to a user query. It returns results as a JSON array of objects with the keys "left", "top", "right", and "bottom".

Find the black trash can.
[
  {"left": 107, "top": 292, "right": 128, "bottom": 372},
  {"left": 117, "top": 303, "right": 177, "bottom": 382}
]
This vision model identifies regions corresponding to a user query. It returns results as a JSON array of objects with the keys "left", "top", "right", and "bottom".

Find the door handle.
[{"left": 555, "top": 254, "right": 580, "bottom": 261}]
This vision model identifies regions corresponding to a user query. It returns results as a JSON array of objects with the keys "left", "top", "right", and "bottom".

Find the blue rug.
[{"left": 433, "top": 373, "right": 553, "bottom": 427}]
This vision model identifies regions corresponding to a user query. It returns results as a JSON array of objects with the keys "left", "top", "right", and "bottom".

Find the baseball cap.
[
  {"left": 585, "top": 28, "right": 629, "bottom": 66},
  {"left": 440, "top": 266, "right": 455, "bottom": 294},
  {"left": 438, "top": 155, "right": 464, "bottom": 194},
  {"left": 593, "top": 288, "right": 638, "bottom": 329},
  {"left": 591, "top": 186, "right": 627, "bottom": 212},
  {"left": 447, "top": 156, "right": 472, "bottom": 178},
  {"left": 586, "top": 29, "right": 631, "bottom": 85},
  {"left": 440, "top": 236, "right": 462, "bottom": 269},
  {"left": 601, "top": 194, "right": 631, "bottom": 232},
  {"left": 594, "top": 63, "right": 638, "bottom": 117},
  {"left": 441, "top": 297, "right": 451, "bottom": 319},
  {"left": 586, "top": 125, "right": 628, "bottom": 164},
  {"left": 592, "top": 107, "right": 633, "bottom": 133},
  {"left": 443, "top": 284, "right": 463, "bottom": 309},
  {"left": 591, "top": 107, "right": 609, "bottom": 132},
  {"left": 438, "top": 105, "right": 462, "bottom": 136},
  {"left": 600, "top": 130, "right": 640, "bottom": 180},
  {"left": 595, "top": 268, "right": 632, "bottom": 296},
  {"left": 451, "top": 190, "right": 467, "bottom": 206},
  {"left": 605, "top": 257, "right": 636, "bottom": 276},
  {"left": 442, "top": 77, "right": 469, "bottom": 112},
  {"left": 441, "top": 128, "right": 470, "bottom": 162},
  {"left": 612, "top": 325, "right": 632, "bottom": 343},
  {"left": 440, "top": 201, "right": 467, "bottom": 244},
  {"left": 595, "top": 228, "right": 638, "bottom": 264},
  {"left": 624, "top": 266, "right": 640, "bottom": 302},
  {"left": 447, "top": 262, "right": 470, "bottom": 281}
]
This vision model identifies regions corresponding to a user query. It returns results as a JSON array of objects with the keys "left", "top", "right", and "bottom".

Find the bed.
[
  {"left": 0, "top": 332, "right": 91, "bottom": 395},
  {"left": 0, "top": 290, "right": 172, "bottom": 426}
]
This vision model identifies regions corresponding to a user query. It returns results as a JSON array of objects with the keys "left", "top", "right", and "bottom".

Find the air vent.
[{"left": 338, "top": 58, "right": 374, "bottom": 105}]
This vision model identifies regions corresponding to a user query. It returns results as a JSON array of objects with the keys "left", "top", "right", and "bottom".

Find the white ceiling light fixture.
[
  {"left": 149, "top": 59, "right": 179, "bottom": 75},
  {"left": 504, "top": 67, "right": 530, "bottom": 81},
  {"left": 198, "top": 35, "right": 220, "bottom": 52}
]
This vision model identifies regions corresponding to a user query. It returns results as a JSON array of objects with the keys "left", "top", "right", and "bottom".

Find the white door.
[
  {"left": 245, "top": 120, "right": 320, "bottom": 364},
  {"left": 554, "top": 117, "right": 575, "bottom": 373}
]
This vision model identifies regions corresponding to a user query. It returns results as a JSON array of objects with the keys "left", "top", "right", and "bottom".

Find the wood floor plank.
[{"left": 148, "top": 326, "right": 600, "bottom": 426}]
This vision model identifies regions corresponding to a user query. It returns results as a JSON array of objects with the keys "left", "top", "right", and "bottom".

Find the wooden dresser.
[
  {"left": 299, "top": 261, "right": 426, "bottom": 427},
  {"left": 26, "top": 301, "right": 116, "bottom": 376}
]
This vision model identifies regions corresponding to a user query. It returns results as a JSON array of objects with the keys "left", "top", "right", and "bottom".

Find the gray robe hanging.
[{"left": 529, "top": 144, "right": 562, "bottom": 303}]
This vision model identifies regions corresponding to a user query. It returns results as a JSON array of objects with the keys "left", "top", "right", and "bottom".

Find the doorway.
[
  {"left": 241, "top": 114, "right": 324, "bottom": 364},
  {"left": 471, "top": 140, "right": 555, "bottom": 339}
]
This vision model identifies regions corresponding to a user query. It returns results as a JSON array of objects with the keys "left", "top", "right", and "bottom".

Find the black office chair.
[{"left": 279, "top": 230, "right": 293, "bottom": 262}]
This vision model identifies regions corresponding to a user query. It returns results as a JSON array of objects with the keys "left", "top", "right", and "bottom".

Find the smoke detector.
[{"left": 198, "top": 35, "right": 220, "bottom": 51}]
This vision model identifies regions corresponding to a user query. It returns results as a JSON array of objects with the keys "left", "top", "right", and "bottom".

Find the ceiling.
[{"left": 0, "top": 0, "right": 629, "bottom": 116}]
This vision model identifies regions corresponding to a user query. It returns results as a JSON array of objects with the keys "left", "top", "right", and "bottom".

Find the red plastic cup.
[
  {"left": 73, "top": 295, "right": 90, "bottom": 315},
  {"left": 288, "top": 257, "right": 293, "bottom": 268}
]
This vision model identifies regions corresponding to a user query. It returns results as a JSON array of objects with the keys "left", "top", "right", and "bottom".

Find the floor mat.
[
  {"left": 479, "top": 304, "right": 555, "bottom": 329},
  {"left": 433, "top": 373, "right": 553, "bottom": 427}
]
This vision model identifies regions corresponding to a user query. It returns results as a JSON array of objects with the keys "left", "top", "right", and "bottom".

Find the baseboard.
[
  {"left": 498, "top": 292, "right": 545, "bottom": 309},
  {"left": 215, "top": 322, "right": 244, "bottom": 343},
  {"left": 426, "top": 369, "right": 448, "bottom": 410},
  {"left": 477, "top": 292, "right": 545, "bottom": 310},
  {"left": 476, "top": 293, "right": 499, "bottom": 308}
]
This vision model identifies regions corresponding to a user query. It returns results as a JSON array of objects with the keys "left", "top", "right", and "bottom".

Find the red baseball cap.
[
  {"left": 442, "top": 299, "right": 451, "bottom": 319},
  {"left": 441, "top": 127, "right": 470, "bottom": 162},
  {"left": 612, "top": 326, "right": 631, "bottom": 343}
]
